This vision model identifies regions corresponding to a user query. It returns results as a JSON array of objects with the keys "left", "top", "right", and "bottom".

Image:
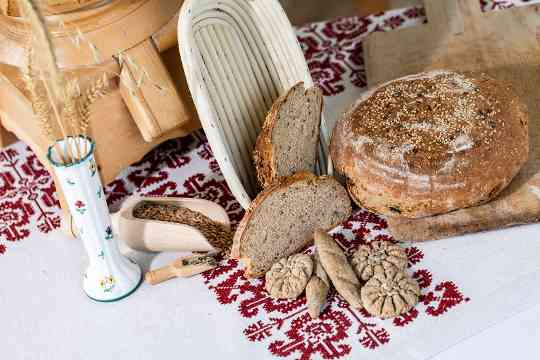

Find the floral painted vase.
[{"left": 48, "top": 137, "right": 142, "bottom": 302}]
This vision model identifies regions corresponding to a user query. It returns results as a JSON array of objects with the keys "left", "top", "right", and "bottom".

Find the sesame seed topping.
[{"left": 349, "top": 71, "right": 502, "bottom": 173}]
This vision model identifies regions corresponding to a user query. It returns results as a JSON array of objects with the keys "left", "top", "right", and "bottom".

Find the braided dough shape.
[
  {"left": 361, "top": 266, "right": 420, "bottom": 318},
  {"left": 314, "top": 229, "right": 362, "bottom": 308},
  {"left": 306, "top": 252, "right": 330, "bottom": 319},
  {"left": 265, "top": 254, "right": 313, "bottom": 299},
  {"left": 351, "top": 241, "right": 408, "bottom": 281}
]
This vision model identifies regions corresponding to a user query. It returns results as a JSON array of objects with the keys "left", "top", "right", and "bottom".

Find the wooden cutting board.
[{"left": 363, "top": 0, "right": 540, "bottom": 241}]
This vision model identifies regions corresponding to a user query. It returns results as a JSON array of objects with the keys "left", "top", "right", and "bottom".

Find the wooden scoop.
[
  {"left": 111, "top": 196, "right": 230, "bottom": 252},
  {"left": 145, "top": 254, "right": 218, "bottom": 285}
]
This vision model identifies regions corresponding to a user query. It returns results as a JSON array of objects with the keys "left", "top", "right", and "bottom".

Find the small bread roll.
[
  {"left": 314, "top": 229, "right": 362, "bottom": 309},
  {"left": 306, "top": 252, "right": 330, "bottom": 319}
]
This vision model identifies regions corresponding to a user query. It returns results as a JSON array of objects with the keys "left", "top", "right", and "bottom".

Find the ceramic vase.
[{"left": 48, "top": 137, "right": 142, "bottom": 302}]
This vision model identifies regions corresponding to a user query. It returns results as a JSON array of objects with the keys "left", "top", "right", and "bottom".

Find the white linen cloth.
[{"left": 1, "top": 1, "right": 540, "bottom": 359}]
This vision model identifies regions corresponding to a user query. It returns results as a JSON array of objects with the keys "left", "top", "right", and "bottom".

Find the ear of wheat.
[
  {"left": 19, "top": 0, "right": 109, "bottom": 166},
  {"left": 78, "top": 73, "right": 109, "bottom": 136}
]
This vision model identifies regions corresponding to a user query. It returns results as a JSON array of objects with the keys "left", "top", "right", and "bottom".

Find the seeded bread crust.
[
  {"left": 254, "top": 82, "right": 323, "bottom": 189},
  {"left": 331, "top": 70, "right": 529, "bottom": 218},
  {"left": 232, "top": 172, "right": 351, "bottom": 278}
]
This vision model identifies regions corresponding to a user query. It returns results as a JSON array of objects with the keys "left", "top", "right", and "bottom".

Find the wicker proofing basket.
[{"left": 178, "top": 0, "right": 331, "bottom": 209}]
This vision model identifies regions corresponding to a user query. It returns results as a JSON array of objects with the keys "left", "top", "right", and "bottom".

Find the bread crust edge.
[{"left": 253, "top": 82, "right": 306, "bottom": 189}]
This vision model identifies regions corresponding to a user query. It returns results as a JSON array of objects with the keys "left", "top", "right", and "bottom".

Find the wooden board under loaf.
[{"left": 363, "top": 0, "right": 540, "bottom": 241}]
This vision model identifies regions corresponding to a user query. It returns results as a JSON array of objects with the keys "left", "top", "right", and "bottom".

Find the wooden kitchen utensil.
[
  {"left": 145, "top": 254, "right": 218, "bottom": 285},
  {"left": 110, "top": 196, "right": 231, "bottom": 253},
  {"left": 0, "top": 0, "right": 199, "bottom": 227},
  {"left": 363, "top": 0, "right": 540, "bottom": 241},
  {"left": 178, "top": 0, "right": 331, "bottom": 209}
]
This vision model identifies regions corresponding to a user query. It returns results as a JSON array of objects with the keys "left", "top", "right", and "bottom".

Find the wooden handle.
[
  {"left": 145, "top": 265, "right": 177, "bottom": 285},
  {"left": 175, "top": 263, "right": 216, "bottom": 278},
  {"left": 145, "top": 254, "right": 218, "bottom": 285},
  {"left": 119, "top": 39, "right": 190, "bottom": 142}
]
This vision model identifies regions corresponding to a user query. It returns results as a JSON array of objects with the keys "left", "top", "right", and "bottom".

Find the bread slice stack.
[{"left": 232, "top": 82, "right": 351, "bottom": 278}]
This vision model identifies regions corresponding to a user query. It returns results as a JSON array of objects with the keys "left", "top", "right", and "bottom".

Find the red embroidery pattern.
[
  {"left": 5, "top": 0, "right": 534, "bottom": 356},
  {"left": 201, "top": 206, "right": 469, "bottom": 359},
  {"left": 481, "top": 0, "right": 517, "bottom": 10},
  {"left": 296, "top": 6, "right": 426, "bottom": 96},
  {"left": 422, "top": 282, "right": 471, "bottom": 317},
  {"left": 0, "top": 141, "right": 470, "bottom": 360},
  {"left": 0, "top": 147, "right": 59, "bottom": 251},
  {"left": 269, "top": 311, "right": 353, "bottom": 359}
]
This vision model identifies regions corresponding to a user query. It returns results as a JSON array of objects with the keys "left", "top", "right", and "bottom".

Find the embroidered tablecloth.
[{"left": 2, "top": 1, "right": 540, "bottom": 359}]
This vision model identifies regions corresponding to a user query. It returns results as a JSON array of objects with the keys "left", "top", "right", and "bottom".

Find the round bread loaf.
[{"left": 331, "top": 70, "right": 528, "bottom": 218}]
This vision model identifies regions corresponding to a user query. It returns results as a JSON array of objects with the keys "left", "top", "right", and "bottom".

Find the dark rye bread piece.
[
  {"left": 331, "top": 70, "right": 529, "bottom": 218},
  {"left": 231, "top": 172, "right": 351, "bottom": 278},
  {"left": 254, "top": 82, "right": 323, "bottom": 189}
]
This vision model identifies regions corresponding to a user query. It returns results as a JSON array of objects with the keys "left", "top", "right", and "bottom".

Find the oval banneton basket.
[{"left": 178, "top": 0, "right": 331, "bottom": 209}]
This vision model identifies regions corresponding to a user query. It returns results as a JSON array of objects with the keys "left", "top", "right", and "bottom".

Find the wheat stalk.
[
  {"left": 22, "top": 45, "right": 67, "bottom": 163},
  {"left": 64, "top": 79, "right": 82, "bottom": 160},
  {"left": 19, "top": 0, "right": 112, "bottom": 165},
  {"left": 18, "top": 0, "right": 110, "bottom": 165},
  {"left": 19, "top": 0, "right": 78, "bottom": 163},
  {"left": 79, "top": 74, "right": 108, "bottom": 134},
  {"left": 23, "top": 48, "right": 52, "bottom": 138},
  {"left": 20, "top": 0, "right": 64, "bottom": 100},
  {"left": 78, "top": 73, "right": 109, "bottom": 154}
]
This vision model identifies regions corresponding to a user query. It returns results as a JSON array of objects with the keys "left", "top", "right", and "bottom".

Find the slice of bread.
[
  {"left": 231, "top": 172, "right": 352, "bottom": 278},
  {"left": 254, "top": 82, "right": 323, "bottom": 189}
]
